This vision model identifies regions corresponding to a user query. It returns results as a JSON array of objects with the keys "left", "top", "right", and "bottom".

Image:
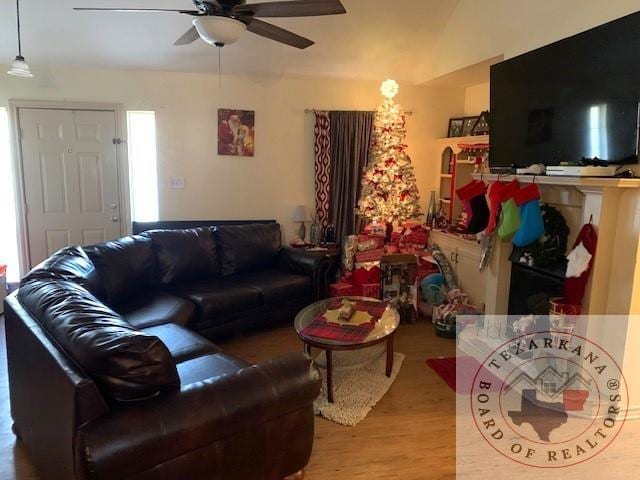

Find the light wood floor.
[{"left": 0, "top": 317, "right": 455, "bottom": 480}]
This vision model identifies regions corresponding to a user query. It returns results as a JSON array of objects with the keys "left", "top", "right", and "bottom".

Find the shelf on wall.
[
  {"left": 436, "top": 134, "right": 489, "bottom": 143},
  {"left": 440, "top": 173, "right": 453, "bottom": 178}
]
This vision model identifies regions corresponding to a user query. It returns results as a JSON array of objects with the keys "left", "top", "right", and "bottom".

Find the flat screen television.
[{"left": 490, "top": 11, "right": 640, "bottom": 171}]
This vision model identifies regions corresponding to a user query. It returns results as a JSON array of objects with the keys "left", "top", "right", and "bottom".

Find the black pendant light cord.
[
  {"left": 217, "top": 47, "right": 222, "bottom": 88},
  {"left": 16, "top": 0, "right": 23, "bottom": 57}
]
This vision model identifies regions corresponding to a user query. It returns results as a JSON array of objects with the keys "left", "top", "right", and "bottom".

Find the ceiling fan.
[{"left": 74, "top": 0, "right": 347, "bottom": 49}]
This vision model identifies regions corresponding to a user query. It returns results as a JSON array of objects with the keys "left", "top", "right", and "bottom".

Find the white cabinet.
[{"left": 429, "top": 230, "right": 486, "bottom": 311}]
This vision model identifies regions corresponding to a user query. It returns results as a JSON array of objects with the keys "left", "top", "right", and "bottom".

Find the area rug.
[
  {"left": 314, "top": 351, "right": 405, "bottom": 426},
  {"left": 426, "top": 356, "right": 502, "bottom": 394}
]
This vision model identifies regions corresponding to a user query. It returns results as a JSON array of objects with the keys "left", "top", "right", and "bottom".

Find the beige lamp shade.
[{"left": 293, "top": 205, "right": 312, "bottom": 222}]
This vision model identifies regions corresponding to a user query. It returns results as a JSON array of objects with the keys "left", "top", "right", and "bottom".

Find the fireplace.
[{"left": 507, "top": 257, "right": 566, "bottom": 316}]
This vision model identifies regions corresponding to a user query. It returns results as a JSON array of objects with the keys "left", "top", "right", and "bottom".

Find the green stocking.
[{"left": 497, "top": 197, "right": 521, "bottom": 240}]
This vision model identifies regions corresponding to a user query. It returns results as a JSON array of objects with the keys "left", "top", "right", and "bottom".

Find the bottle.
[
  {"left": 325, "top": 224, "right": 336, "bottom": 244},
  {"left": 310, "top": 216, "right": 322, "bottom": 245}
]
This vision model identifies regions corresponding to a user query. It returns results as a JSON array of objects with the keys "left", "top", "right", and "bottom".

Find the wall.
[
  {"left": 0, "top": 66, "right": 463, "bottom": 242},
  {"left": 431, "top": 0, "right": 640, "bottom": 80},
  {"left": 463, "top": 82, "right": 489, "bottom": 116}
]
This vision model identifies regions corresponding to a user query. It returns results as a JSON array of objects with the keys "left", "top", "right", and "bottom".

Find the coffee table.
[{"left": 294, "top": 296, "right": 400, "bottom": 403}]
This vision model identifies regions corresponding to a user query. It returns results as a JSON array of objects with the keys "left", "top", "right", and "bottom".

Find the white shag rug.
[{"left": 313, "top": 350, "right": 405, "bottom": 426}]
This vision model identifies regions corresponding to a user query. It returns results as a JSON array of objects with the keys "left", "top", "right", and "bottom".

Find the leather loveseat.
[{"left": 3, "top": 222, "right": 326, "bottom": 480}]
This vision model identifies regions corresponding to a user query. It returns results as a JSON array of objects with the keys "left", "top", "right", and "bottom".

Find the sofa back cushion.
[
  {"left": 84, "top": 235, "right": 156, "bottom": 306},
  {"left": 215, "top": 223, "right": 282, "bottom": 276},
  {"left": 143, "top": 227, "right": 218, "bottom": 284},
  {"left": 17, "top": 279, "right": 180, "bottom": 402},
  {"left": 22, "top": 246, "right": 100, "bottom": 295}
]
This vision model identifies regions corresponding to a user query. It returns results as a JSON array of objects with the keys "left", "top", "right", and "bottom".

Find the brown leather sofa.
[{"left": 4, "top": 223, "right": 324, "bottom": 480}]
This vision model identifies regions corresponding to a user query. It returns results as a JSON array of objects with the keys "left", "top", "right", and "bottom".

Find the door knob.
[
  {"left": 111, "top": 216, "right": 119, "bottom": 222},
  {"left": 110, "top": 203, "right": 118, "bottom": 209}
]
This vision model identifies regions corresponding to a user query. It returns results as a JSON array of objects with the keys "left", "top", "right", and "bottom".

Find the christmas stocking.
[
  {"left": 513, "top": 184, "right": 544, "bottom": 247},
  {"left": 456, "top": 180, "right": 489, "bottom": 234},
  {"left": 564, "top": 223, "right": 597, "bottom": 305},
  {"left": 486, "top": 180, "right": 506, "bottom": 234},
  {"left": 497, "top": 180, "right": 521, "bottom": 240}
]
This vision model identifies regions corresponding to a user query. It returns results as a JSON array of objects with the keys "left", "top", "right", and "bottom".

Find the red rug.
[{"left": 426, "top": 356, "right": 503, "bottom": 394}]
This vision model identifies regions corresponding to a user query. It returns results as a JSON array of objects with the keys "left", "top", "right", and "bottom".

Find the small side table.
[{"left": 294, "top": 296, "right": 400, "bottom": 403}]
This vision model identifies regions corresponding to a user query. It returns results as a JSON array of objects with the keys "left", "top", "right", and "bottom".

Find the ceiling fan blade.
[
  {"left": 246, "top": 18, "right": 314, "bottom": 49},
  {"left": 233, "top": 0, "right": 346, "bottom": 18},
  {"left": 174, "top": 26, "right": 200, "bottom": 45},
  {"left": 73, "top": 8, "right": 200, "bottom": 15}
]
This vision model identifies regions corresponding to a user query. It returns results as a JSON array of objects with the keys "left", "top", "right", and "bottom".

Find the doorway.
[{"left": 15, "top": 105, "right": 125, "bottom": 268}]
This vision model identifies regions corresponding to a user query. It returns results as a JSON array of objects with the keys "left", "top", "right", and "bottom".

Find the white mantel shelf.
[{"left": 472, "top": 173, "right": 640, "bottom": 189}]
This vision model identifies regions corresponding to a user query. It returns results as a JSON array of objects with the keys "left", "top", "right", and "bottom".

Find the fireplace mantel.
[{"left": 472, "top": 173, "right": 640, "bottom": 190}]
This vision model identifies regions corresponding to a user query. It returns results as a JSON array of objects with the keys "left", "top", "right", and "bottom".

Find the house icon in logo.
[{"left": 504, "top": 366, "right": 592, "bottom": 411}]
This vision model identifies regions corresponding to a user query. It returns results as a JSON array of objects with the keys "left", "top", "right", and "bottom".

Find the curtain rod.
[{"left": 304, "top": 108, "right": 413, "bottom": 116}]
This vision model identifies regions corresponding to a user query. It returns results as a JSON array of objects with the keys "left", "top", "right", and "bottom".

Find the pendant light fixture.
[{"left": 7, "top": 0, "right": 33, "bottom": 78}]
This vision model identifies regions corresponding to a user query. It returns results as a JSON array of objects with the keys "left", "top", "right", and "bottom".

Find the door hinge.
[{"left": 112, "top": 138, "right": 126, "bottom": 145}]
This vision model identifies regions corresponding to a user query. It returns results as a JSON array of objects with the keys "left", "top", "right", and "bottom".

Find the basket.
[{"left": 549, "top": 297, "right": 581, "bottom": 316}]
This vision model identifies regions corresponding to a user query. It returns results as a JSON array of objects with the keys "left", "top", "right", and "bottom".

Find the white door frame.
[{"left": 8, "top": 99, "right": 131, "bottom": 275}]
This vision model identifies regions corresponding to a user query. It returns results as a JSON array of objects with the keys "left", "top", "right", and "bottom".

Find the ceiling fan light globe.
[
  {"left": 7, "top": 55, "right": 33, "bottom": 78},
  {"left": 193, "top": 16, "right": 246, "bottom": 47}
]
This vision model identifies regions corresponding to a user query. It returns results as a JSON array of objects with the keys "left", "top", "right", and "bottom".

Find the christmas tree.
[{"left": 357, "top": 80, "right": 421, "bottom": 225}]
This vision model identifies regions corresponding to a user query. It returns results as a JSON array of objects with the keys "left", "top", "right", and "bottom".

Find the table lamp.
[{"left": 293, "top": 205, "right": 312, "bottom": 241}]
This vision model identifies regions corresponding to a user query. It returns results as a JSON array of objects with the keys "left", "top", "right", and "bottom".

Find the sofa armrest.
[
  {"left": 277, "top": 247, "right": 331, "bottom": 300},
  {"left": 75, "top": 353, "right": 321, "bottom": 480}
]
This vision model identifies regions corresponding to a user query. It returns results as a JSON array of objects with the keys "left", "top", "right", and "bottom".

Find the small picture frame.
[
  {"left": 471, "top": 110, "right": 490, "bottom": 135},
  {"left": 447, "top": 118, "right": 464, "bottom": 137},
  {"left": 461, "top": 116, "right": 479, "bottom": 137}
]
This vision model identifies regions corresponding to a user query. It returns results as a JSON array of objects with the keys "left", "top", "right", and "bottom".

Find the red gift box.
[
  {"left": 355, "top": 248, "right": 385, "bottom": 263},
  {"left": 403, "top": 230, "right": 429, "bottom": 246},
  {"left": 355, "top": 283, "right": 381, "bottom": 299},
  {"left": 329, "top": 282, "right": 355, "bottom": 297},
  {"left": 351, "top": 265, "right": 381, "bottom": 286}
]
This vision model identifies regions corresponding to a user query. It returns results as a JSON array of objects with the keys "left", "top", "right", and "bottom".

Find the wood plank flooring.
[{"left": 0, "top": 317, "right": 456, "bottom": 479}]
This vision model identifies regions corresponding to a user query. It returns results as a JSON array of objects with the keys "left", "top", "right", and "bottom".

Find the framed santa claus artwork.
[{"left": 218, "top": 109, "right": 255, "bottom": 157}]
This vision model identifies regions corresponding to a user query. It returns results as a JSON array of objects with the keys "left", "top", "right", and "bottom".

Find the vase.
[
  {"left": 426, "top": 191, "right": 438, "bottom": 227},
  {"left": 310, "top": 217, "right": 322, "bottom": 245}
]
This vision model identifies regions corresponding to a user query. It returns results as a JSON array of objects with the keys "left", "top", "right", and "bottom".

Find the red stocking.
[{"left": 564, "top": 223, "right": 597, "bottom": 305}]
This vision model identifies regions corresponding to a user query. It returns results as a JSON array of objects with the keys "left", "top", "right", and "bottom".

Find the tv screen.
[{"left": 490, "top": 11, "right": 640, "bottom": 170}]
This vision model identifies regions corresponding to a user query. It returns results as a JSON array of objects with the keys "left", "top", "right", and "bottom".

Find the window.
[
  {"left": 0, "top": 107, "right": 21, "bottom": 283},
  {"left": 127, "top": 111, "right": 159, "bottom": 222}
]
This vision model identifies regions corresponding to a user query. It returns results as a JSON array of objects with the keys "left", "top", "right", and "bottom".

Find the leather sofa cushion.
[
  {"left": 22, "top": 246, "right": 99, "bottom": 295},
  {"left": 143, "top": 228, "right": 218, "bottom": 284},
  {"left": 215, "top": 224, "right": 281, "bottom": 276},
  {"left": 117, "top": 291, "right": 196, "bottom": 329},
  {"left": 170, "top": 280, "right": 262, "bottom": 320},
  {"left": 17, "top": 279, "right": 180, "bottom": 402},
  {"left": 233, "top": 270, "right": 311, "bottom": 304},
  {"left": 84, "top": 235, "right": 156, "bottom": 306},
  {"left": 142, "top": 324, "right": 220, "bottom": 363},
  {"left": 176, "top": 353, "right": 249, "bottom": 386}
]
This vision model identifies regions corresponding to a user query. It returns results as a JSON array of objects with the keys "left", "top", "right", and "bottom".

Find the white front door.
[{"left": 18, "top": 108, "right": 122, "bottom": 267}]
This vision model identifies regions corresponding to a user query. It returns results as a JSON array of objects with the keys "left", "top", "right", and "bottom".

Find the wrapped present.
[
  {"left": 329, "top": 281, "right": 355, "bottom": 298},
  {"left": 403, "top": 229, "right": 429, "bottom": 247},
  {"left": 355, "top": 283, "right": 381, "bottom": 299},
  {"left": 355, "top": 247, "right": 385, "bottom": 263},
  {"left": 363, "top": 223, "right": 387, "bottom": 236},
  {"left": 357, "top": 234, "right": 385, "bottom": 251},
  {"left": 352, "top": 264, "right": 381, "bottom": 286},
  {"left": 385, "top": 244, "right": 399, "bottom": 255},
  {"left": 342, "top": 235, "right": 358, "bottom": 271}
]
